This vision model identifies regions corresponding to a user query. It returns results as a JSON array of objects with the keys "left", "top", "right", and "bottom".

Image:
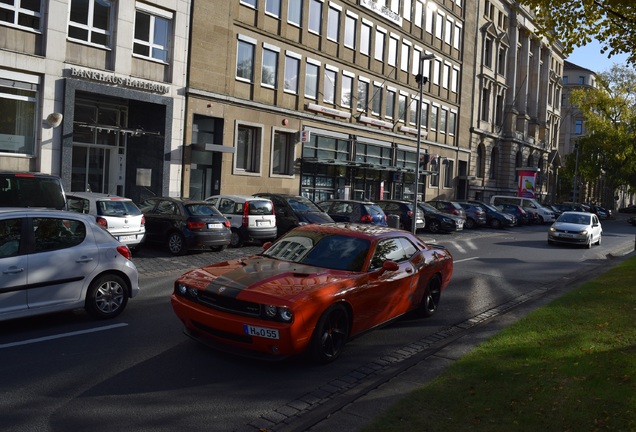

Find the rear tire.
[
  {"left": 229, "top": 229, "right": 244, "bottom": 248},
  {"left": 428, "top": 220, "right": 441, "bottom": 233},
  {"left": 464, "top": 218, "right": 475, "bottom": 229},
  {"left": 167, "top": 232, "right": 187, "bottom": 255},
  {"left": 308, "top": 304, "right": 350, "bottom": 364},
  {"left": 490, "top": 218, "right": 502, "bottom": 229},
  {"left": 417, "top": 275, "right": 442, "bottom": 317},
  {"left": 85, "top": 274, "right": 128, "bottom": 319}
]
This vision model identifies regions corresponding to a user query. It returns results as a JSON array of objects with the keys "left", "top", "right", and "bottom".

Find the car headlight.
[
  {"left": 579, "top": 230, "right": 589, "bottom": 235},
  {"left": 263, "top": 305, "right": 293, "bottom": 322},
  {"left": 279, "top": 307, "right": 293, "bottom": 322},
  {"left": 441, "top": 217, "right": 451, "bottom": 223},
  {"left": 175, "top": 283, "right": 199, "bottom": 299},
  {"left": 264, "top": 305, "right": 278, "bottom": 318},
  {"left": 177, "top": 283, "right": 187, "bottom": 295},
  {"left": 549, "top": 226, "right": 556, "bottom": 232}
]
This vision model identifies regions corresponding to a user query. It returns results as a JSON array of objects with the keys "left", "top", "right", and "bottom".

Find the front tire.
[
  {"left": 464, "top": 218, "right": 475, "bottom": 229},
  {"left": 85, "top": 274, "right": 128, "bottom": 319},
  {"left": 490, "top": 218, "right": 502, "bottom": 229},
  {"left": 229, "top": 229, "right": 244, "bottom": 248},
  {"left": 309, "top": 304, "right": 350, "bottom": 364},
  {"left": 428, "top": 220, "right": 441, "bottom": 233},
  {"left": 596, "top": 234, "right": 602, "bottom": 245},
  {"left": 417, "top": 275, "right": 442, "bottom": 318},
  {"left": 167, "top": 232, "right": 187, "bottom": 255}
]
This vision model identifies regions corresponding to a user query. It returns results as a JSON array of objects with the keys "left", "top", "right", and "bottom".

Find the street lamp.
[{"left": 412, "top": 53, "right": 436, "bottom": 235}]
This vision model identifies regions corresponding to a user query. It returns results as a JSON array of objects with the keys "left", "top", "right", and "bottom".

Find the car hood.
[
  {"left": 296, "top": 211, "right": 334, "bottom": 224},
  {"left": 178, "top": 256, "right": 354, "bottom": 300},
  {"left": 551, "top": 222, "right": 589, "bottom": 231}
]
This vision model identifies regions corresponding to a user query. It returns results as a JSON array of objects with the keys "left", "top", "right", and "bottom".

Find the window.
[
  {"left": 578, "top": 75, "right": 585, "bottom": 85},
  {"left": 288, "top": 0, "right": 302, "bottom": 25},
  {"left": 344, "top": 13, "right": 356, "bottom": 48},
  {"left": 371, "top": 84, "right": 382, "bottom": 115},
  {"left": 357, "top": 79, "right": 369, "bottom": 112},
  {"left": 327, "top": 5, "right": 340, "bottom": 41},
  {"left": 0, "top": 218, "right": 22, "bottom": 258},
  {"left": 403, "top": 0, "right": 412, "bottom": 21},
  {"left": 261, "top": 47, "right": 278, "bottom": 88},
  {"left": 433, "top": 59, "right": 440, "bottom": 85},
  {"left": 497, "top": 47, "right": 506, "bottom": 75},
  {"left": 425, "top": 5, "right": 433, "bottom": 33},
  {"left": 445, "top": 18, "right": 452, "bottom": 44},
  {"left": 385, "top": 88, "right": 395, "bottom": 119},
  {"left": 305, "top": 61, "right": 319, "bottom": 99},
  {"left": 430, "top": 105, "right": 438, "bottom": 130},
  {"left": 360, "top": 21, "right": 371, "bottom": 55},
  {"left": 562, "top": 76, "right": 569, "bottom": 84},
  {"left": 430, "top": 158, "right": 439, "bottom": 187},
  {"left": 272, "top": 131, "right": 295, "bottom": 176},
  {"left": 0, "top": 71, "right": 38, "bottom": 156},
  {"left": 308, "top": 0, "right": 322, "bottom": 34},
  {"left": 442, "top": 63, "right": 450, "bottom": 89},
  {"left": 401, "top": 42, "right": 411, "bottom": 71},
  {"left": 481, "top": 87, "right": 490, "bottom": 121},
  {"left": 451, "top": 67, "right": 459, "bottom": 92},
  {"left": 284, "top": 53, "right": 300, "bottom": 93},
  {"left": 398, "top": 93, "right": 407, "bottom": 122},
  {"left": 236, "top": 38, "right": 255, "bottom": 82},
  {"left": 476, "top": 146, "right": 484, "bottom": 177},
  {"left": 388, "top": 35, "right": 398, "bottom": 67},
  {"left": 448, "top": 111, "right": 456, "bottom": 135},
  {"left": 444, "top": 160, "right": 453, "bottom": 188},
  {"left": 439, "top": 108, "right": 447, "bottom": 133},
  {"left": 370, "top": 238, "right": 408, "bottom": 269},
  {"left": 575, "top": 119, "right": 583, "bottom": 134},
  {"left": 236, "top": 125, "right": 261, "bottom": 173},
  {"left": 375, "top": 28, "right": 385, "bottom": 61},
  {"left": 265, "top": 0, "right": 281, "bottom": 17},
  {"left": 133, "top": 5, "right": 172, "bottom": 63},
  {"left": 323, "top": 68, "right": 336, "bottom": 103},
  {"left": 435, "top": 12, "right": 443, "bottom": 39},
  {"left": 414, "top": 0, "right": 423, "bottom": 27},
  {"left": 409, "top": 97, "right": 417, "bottom": 125},
  {"left": 341, "top": 74, "right": 353, "bottom": 108},
  {"left": 0, "top": 0, "right": 41, "bottom": 30},
  {"left": 490, "top": 148, "right": 497, "bottom": 179},
  {"left": 240, "top": 0, "right": 257, "bottom": 7},
  {"left": 33, "top": 218, "right": 85, "bottom": 253},
  {"left": 484, "top": 37, "right": 493, "bottom": 68},
  {"left": 68, "top": 0, "right": 113, "bottom": 47},
  {"left": 454, "top": 23, "right": 461, "bottom": 50}
]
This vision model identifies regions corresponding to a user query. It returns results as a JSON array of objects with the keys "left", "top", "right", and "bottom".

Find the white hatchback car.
[
  {"left": 66, "top": 192, "right": 145, "bottom": 249},
  {"left": 0, "top": 209, "right": 139, "bottom": 321},
  {"left": 547, "top": 211, "right": 602, "bottom": 248},
  {"left": 205, "top": 195, "right": 277, "bottom": 247}
]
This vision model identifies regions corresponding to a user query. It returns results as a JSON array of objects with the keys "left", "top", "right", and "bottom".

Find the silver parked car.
[
  {"left": 547, "top": 211, "right": 602, "bottom": 248},
  {"left": 66, "top": 192, "right": 145, "bottom": 250},
  {"left": 0, "top": 209, "right": 139, "bottom": 321}
]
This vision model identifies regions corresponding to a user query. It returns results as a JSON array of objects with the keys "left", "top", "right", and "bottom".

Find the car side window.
[
  {"left": 0, "top": 218, "right": 22, "bottom": 258},
  {"left": 156, "top": 201, "right": 176, "bottom": 215},
  {"left": 399, "top": 238, "right": 418, "bottom": 259},
  {"left": 370, "top": 238, "right": 406, "bottom": 270},
  {"left": 67, "top": 197, "right": 90, "bottom": 214},
  {"left": 33, "top": 217, "right": 84, "bottom": 253}
]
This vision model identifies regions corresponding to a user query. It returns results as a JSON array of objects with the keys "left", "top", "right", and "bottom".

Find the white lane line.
[
  {"left": 453, "top": 257, "right": 480, "bottom": 263},
  {"left": 0, "top": 323, "right": 128, "bottom": 349}
]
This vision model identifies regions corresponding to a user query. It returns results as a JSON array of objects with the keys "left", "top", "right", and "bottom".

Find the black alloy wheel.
[{"left": 309, "top": 304, "right": 350, "bottom": 363}]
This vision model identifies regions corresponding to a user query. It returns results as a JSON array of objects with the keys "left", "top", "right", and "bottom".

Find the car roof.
[
  {"left": 292, "top": 222, "right": 407, "bottom": 238},
  {"left": 66, "top": 192, "right": 133, "bottom": 201},
  {"left": 320, "top": 199, "right": 377, "bottom": 204},
  {"left": 208, "top": 194, "right": 272, "bottom": 202}
]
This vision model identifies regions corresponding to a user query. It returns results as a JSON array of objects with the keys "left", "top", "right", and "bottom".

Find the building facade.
[
  {"left": 0, "top": 0, "right": 190, "bottom": 203},
  {"left": 183, "top": 0, "right": 468, "bottom": 203},
  {"left": 465, "top": 0, "right": 564, "bottom": 203}
]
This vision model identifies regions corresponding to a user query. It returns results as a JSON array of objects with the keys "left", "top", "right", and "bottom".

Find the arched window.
[
  {"left": 476, "top": 145, "right": 484, "bottom": 177},
  {"left": 489, "top": 148, "right": 498, "bottom": 179}
]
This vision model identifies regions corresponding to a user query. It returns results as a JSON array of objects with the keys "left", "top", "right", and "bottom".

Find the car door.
[
  {"left": 0, "top": 217, "right": 28, "bottom": 315},
  {"left": 351, "top": 237, "right": 417, "bottom": 330},
  {"left": 26, "top": 216, "right": 99, "bottom": 309}
]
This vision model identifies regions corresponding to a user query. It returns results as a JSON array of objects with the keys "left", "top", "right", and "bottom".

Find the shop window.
[
  {"left": 68, "top": 0, "right": 113, "bottom": 47},
  {"left": 261, "top": 47, "right": 278, "bottom": 88},
  {"left": 0, "top": 72, "right": 38, "bottom": 156},
  {"left": 235, "top": 124, "right": 262, "bottom": 174},
  {"left": 0, "top": 0, "right": 41, "bottom": 30},
  {"left": 272, "top": 131, "right": 295, "bottom": 176},
  {"left": 302, "top": 135, "right": 350, "bottom": 163},
  {"left": 133, "top": 5, "right": 172, "bottom": 63},
  {"left": 236, "top": 37, "right": 255, "bottom": 82}
]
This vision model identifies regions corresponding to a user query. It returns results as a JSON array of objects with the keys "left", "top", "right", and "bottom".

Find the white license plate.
[
  {"left": 207, "top": 223, "right": 222, "bottom": 229},
  {"left": 256, "top": 220, "right": 270, "bottom": 226},
  {"left": 243, "top": 325, "right": 279, "bottom": 339},
  {"left": 559, "top": 233, "right": 574, "bottom": 238},
  {"left": 118, "top": 235, "right": 136, "bottom": 241},
  {"left": 456, "top": 223, "right": 463, "bottom": 230}
]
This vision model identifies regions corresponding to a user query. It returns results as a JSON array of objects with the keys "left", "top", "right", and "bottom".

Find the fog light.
[{"left": 270, "top": 345, "right": 280, "bottom": 354}]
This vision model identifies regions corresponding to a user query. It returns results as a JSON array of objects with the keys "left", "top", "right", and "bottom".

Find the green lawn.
[{"left": 363, "top": 255, "right": 636, "bottom": 432}]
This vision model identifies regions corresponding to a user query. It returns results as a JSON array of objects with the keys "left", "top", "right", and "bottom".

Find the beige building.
[
  {"left": 183, "top": 0, "right": 468, "bottom": 202},
  {"left": 465, "top": 0, "right": 564, "bottom": 203},
  {"left": 0, "top": 0, "right": 190, "bottom": 203}
]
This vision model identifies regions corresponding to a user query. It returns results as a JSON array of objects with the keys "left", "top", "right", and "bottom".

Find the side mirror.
[{"left": 382, "top": 260, "right": 399, "bottom": 272}]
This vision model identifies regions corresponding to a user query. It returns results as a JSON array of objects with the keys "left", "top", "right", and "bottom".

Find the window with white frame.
[
  {"left": 236, "top": 37, "right": 255, "bottom": 82},
  {"left": 440, "top": 107, "right": 448, "bottom": 133},
  {"left": 236, "top": 124, "right": 261, "bottom": 173},
  {"left": 451, "top": 66, "right": 459, "bottom": 93},
  {"left": 284, "top": 53, "right": 300, "bottom": 93},
  {"left": 414, "top": 1, "right": 423, "bottom": 27},
  {"left": 430, "top": 105, "right": 438, "bottom": 130},
  {"left": 344, "top": 13, "right": 356, "bottom": 48},
  {"left": 360, "top": 21, "right": 371, "bottom": 55},
  {"left": 308, "top": 0, "right": 322, "bottom": 34},
  {"left": 0, "top": 0, "right": 42, "bottom": 30},
  {"left": 449, "top": 110, "right": 456, "bottom": 135},
  {"left": 388, "top": 35, "right": 398, "bottom": 67},
  {"left": 445, "top": 18, "right": 452, "bottom": 45},
  {"left": 442, "top": 63, "right": 450, "bottom": 89},
  {"left": 261, "top": 45, "right": 278, "bottom": 88},
  {"left": 133, "top": 4, "right": 172, "bottom": 63},
  {"left": 409, "top": 97, "right": 417, "bottom": 125},
  {"left": 327, "top": 4, "right": 340, "bottom": 42},
  {"left": 272, "top": 130, "right": 295, "bottom": 176},
  {"left": 341, "top": 73, "right": 353, "bottom": 108},
  {"left": 375, "top": 28, "right": 385, "bottom": 61},
  {"left": 425, "top": 5, "right": 433, "bottom": 33},
  {"left": 68, "top": 0, "right": 113, "bottom": 47},
  {"left": 575, "top": 119, "right": 583, "bottom": 134},
  {"left": 305, "top": 60, "right": 319, "bottom": 99},
  {"left": 454, "top": 23, "right": 461, "bottom": 50},
  {"left": 412, "top": 48, "right": 421, "bottom": 74},
  {"left": 357, "top": 79, "right": 369, "bottom": 112},
  {"left": 401, "top": 41, "right": 411, "bottom": 72},
  {"left": 385, "top": 88, "right": 395, "bottom": 119},
  {"left": 0, "top": 70, "right": 38, "bottom": 156},
  {"left": 324, "top": 67, "right": 337, "bottom": 103},
  {"left": 371, "top": 83, "right": 382, "bottom": 115},
  {"left": 435, "top": 12, "right": 443, "bottom": 39},
  {"left": 433, "top": 59, "right": 441, "bottom": 85},
  {"left": 398, "top": 93, "right": 407, "bottom": 122},
  {"left": 265, "top": 0, "right": 281, "bottom": 17},
  {"left": 403, "top": 0, "right": 412, "bottom": 21},
  {"left": 240, "top": 0, "right": 257, "bottom": 7},
  {"left": 288, "top": 0, "right": 302, "bottom": 25}
]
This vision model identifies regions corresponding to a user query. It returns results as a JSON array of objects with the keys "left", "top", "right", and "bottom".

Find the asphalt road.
[{"left": 1, "top": 216, "right": 634, "bottom": 432}]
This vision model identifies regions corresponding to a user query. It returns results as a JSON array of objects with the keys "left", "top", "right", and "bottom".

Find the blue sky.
[{"left": 566, "top": 39, "right": 629, "bottom": 73}]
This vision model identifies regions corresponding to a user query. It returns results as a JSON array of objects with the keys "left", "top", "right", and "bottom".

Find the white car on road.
[{"left": 547, "top": 211, "right": 602, "bottom": 248}]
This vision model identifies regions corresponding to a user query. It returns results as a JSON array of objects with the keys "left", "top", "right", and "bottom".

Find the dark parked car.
[
  {"left": 317, "top": 199, "right": 387, "bottom": 226},
  {"left": 138, "top": 197, "right": 231, "bottom": 255},
  {"left": 589, "top": 204, "right": 612, "bottom": 220},
  {"left": 377, "top": 200, "right": 425, "bottom": 231},
  {"left": 254, "top": 193, "right": 333, "bottom": 237},
  {"left": 618, "top": 204, "right": 636, "bottom": 214},
  {"left": 0, "top": 171, "right": 67, "bottom": 210},
  {"left": 463, "top": 200, "right": 516, "bottom": 228},
  {"left": 628, "top": 216, "right": 636, "bottom": 226},
  {"left": 418, "top": 202, "right": 464, "bottom": 233},
  {"left": 426, "top": 200, "right": 467, "bottom": 220},
  {"left": 497, "top": 203, "right": 529, "bottom": 225},
  {"left": 455, "top": 202, "right": 488, "bottom": 229}
]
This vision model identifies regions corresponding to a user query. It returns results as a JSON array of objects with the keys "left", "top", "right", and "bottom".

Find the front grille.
[{"left": 197, "top": 290, "right": 262, "bottom": 317}]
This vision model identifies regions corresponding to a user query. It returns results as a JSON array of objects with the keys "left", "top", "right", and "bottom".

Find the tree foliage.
[
  {"left": 566, "top": 65, "right": 636, "bottom": 196},
  {"left": 518, "top": 0, "right": 636, "bottom": 65}
]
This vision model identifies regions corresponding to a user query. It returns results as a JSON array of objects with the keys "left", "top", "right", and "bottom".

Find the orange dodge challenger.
[{"left": 171, "top": 223, "right": 453, "bottom": 363}]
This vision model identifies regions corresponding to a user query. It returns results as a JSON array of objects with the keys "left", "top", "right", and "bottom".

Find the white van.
[{"left": 490, "top": 195, "right": 555, "bottom": 223}]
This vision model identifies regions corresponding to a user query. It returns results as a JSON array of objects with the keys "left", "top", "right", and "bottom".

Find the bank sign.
[{"left": 69, "top": 67, "right": 170, "bottom": 94}]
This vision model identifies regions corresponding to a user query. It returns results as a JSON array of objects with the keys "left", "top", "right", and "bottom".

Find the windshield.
[
  {"left": 262, "top": 232, "right": 370, "bottom": 272},
  {"left": 287, "top": 196, "right": 322, "bottom": 212}
]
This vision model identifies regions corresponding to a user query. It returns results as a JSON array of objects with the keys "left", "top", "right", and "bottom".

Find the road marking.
[
  {"left": 454, "top": 256, "right": 480, "bottom": 263},
  {"left": 0, "top": 323, "right": 128, "bottom": 349}
]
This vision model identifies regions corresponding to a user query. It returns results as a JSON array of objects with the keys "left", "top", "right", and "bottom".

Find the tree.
[
  {"left": 518, "top": 1, "right": 636, "bottom": 64},
  {"left": 565, "top": 65, "right": 636, "bottom": 201}
]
